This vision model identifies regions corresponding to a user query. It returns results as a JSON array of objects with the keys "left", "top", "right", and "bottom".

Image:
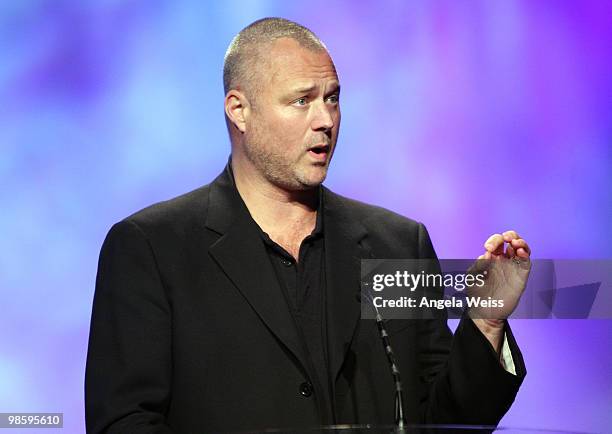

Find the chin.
[
  {"left": 298, "top": 168, "right": 328, "bottom": 188},
  {"left": 280, "top": 162, "right": 328, "bottom": 190}
]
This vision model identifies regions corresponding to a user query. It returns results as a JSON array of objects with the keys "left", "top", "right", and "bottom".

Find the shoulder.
[
  {"left": 324, "top": 187, "right": 436, "bottom": 258},
  {"left": 110, "top": 184, "right": 212, "bottom": 241},
  {"left": 324, "top": 187, "right": 422, "bottom": 232}
]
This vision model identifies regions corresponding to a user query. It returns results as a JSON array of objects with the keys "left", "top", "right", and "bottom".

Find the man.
[{"left": 86, "top": 18, "right": 531, "bottom": 433}]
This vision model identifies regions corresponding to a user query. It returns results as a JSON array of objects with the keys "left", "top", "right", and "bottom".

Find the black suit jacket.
[{"left": 85, "top": 165, "right": 526, "bottom": 433}]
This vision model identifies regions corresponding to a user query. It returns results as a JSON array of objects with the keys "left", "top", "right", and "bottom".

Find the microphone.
[{"left": 357, "top": 292, "right": 406, "bottom": 429}]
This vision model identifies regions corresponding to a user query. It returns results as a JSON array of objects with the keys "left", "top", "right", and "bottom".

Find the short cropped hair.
[{"left": 223, "top": 18, "right": 328, "bottom": 98}]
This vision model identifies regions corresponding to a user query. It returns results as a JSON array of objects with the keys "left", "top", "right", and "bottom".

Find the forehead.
[{"left": 263, "top": 38, "right": 339, "bottom": 89}]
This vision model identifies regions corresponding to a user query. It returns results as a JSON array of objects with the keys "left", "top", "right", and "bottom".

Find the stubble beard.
[{"left": 243, "top": 128, "right": 330, "bottom": 192}]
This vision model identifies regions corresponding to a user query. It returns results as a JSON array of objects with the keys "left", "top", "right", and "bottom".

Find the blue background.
[{"left": 1, "top": 1, "right": 611, "bottom": 432}]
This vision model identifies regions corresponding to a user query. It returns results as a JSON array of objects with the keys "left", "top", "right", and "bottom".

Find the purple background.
[{"left": 1, "top": 1, "right": 611, "bottom": 433}]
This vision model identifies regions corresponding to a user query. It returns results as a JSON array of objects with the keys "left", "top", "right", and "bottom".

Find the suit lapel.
[
  {"left": 205, "top": 167, "right": 309, "bottom": 372},
  {"left": 323, "top": 188, "right": 370, "bottom": 382},
  {"left": 203, "top": 166, "right": 371, "bottom": 385}
]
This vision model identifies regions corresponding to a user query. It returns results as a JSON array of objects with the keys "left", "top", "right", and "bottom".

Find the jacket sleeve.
[
  {"left": 85, "top": 219, "right": 175, "bottom": 434},
  {"left": 415, "top": 223, "right": 526, "bottom": 425}
]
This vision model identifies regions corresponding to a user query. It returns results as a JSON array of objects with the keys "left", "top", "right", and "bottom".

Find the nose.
[{"left": 311, "top": 101, "right": 335, "bottom": 132}]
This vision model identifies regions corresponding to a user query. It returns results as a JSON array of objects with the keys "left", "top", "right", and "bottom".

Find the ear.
[{"left": 225, "top": 90, "right": 250, "bottom": 133}]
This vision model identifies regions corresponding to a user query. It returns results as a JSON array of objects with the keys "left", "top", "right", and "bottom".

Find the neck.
[{"left": 230, "top": 154, "right": 318, "bottom": 238}]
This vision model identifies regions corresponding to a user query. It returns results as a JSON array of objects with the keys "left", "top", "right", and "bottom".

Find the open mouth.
[{"left": 308, "top": 144, "right": 330, "bottom": 158}]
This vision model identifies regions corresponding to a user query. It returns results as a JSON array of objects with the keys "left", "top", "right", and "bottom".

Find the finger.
[
  {"left": 506, "top": 244, "right": 516, "bottom": 258},
  {"left": 516, "top": 247, "right": 530, "bottom": 258},
  {"left": 492, "top": 242, "right": 505, "bottom": 256},
  {"left": 502, "top": 230, "right": 520, "bottom": 242},
  {"left": 510, "top": 238, "right": 531, "bottom": 256},
  {"left": 484, "top": 234, "right": 504, "bottom": 253}
]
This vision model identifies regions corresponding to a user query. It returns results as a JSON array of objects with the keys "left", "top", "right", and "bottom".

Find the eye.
[
  {"left": 293, "top": 97, "right": 307, "bottom": 106},
  {"left": 326, "top": 94, "right": 339, "bottom": 104}
]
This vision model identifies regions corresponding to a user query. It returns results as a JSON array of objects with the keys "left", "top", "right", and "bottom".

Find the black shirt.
[
  {"left": 227, "top": 165, "right": 333, "bottom": 422},
  {"left": 258, "top": 196, "right": 332, "bottom": 422}
]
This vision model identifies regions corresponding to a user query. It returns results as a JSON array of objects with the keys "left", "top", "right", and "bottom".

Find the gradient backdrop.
[{"left": 1, "top": 1, "right": 611, "bottom": 433}]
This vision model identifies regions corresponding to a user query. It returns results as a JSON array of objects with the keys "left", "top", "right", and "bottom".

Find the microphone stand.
[{"left": 360, "top": 292, "right": 407, "bottom": 431}]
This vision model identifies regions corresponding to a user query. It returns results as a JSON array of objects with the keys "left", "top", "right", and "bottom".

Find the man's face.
[{"left": 243, "top": 38, "right": 341, "bottom": 191}]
